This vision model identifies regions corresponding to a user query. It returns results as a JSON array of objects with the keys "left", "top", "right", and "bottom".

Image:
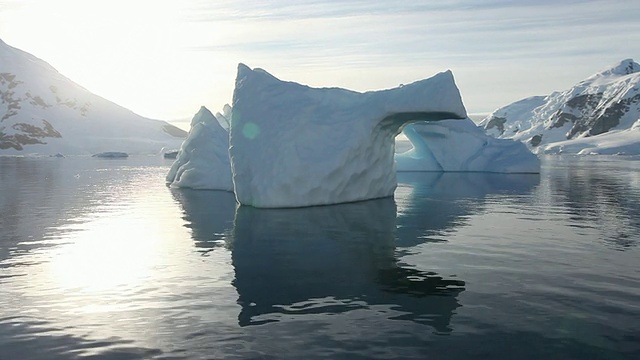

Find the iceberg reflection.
[
  {"left": 229, "top": 199, "right": 464, "bottom": 333},
  {"left": 173, "top": 172, "right": 542, "bottom": 333},
  {"left": 395, "top": 172, "right": 540, "bottom": 246},
  {"left": 170, "top": 189, "right": 237, "bottom": 255}
]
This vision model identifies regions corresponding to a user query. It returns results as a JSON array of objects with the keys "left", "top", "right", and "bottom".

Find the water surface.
[{"left": 0, "top": 155, "right": 638, "bottom": 359}]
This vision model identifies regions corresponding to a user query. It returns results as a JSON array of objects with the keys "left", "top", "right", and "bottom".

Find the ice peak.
[
  {"left": 236, "top": 63, "right": 281, "bottom": 84},
  {"left": 237, "top": 63, "right": 252, "bottom": 78},
  {"left": 190, "top": 106, "right": 217, "bottom": 128}
]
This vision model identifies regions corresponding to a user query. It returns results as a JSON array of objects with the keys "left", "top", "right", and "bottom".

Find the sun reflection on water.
[
  {"left": 47, "top": 211, "right": 161, "bottom": 294},
  {"left": 34, "top": 165, "right": 195, "bottom": 307}
]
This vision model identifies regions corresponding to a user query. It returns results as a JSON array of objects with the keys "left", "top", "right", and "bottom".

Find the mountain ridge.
[
  {"left": 480, "top": 59, "right": 640, "bottom": 155},
  {"left": 0, "top": 39, "right": 186, "bottom": 155}
]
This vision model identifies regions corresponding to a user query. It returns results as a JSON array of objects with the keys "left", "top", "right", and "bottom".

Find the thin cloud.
[
  {"left": 186, "top": 1, "right": 640, "bottom": 69},
  {"left": 1, "top": 0, "right": 638, "bottom": 117}
]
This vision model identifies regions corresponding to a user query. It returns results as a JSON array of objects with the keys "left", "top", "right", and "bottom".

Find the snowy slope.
[
  {"left": 0, "top": 39, "right": 186, "bottom": 155},
  {"left": 480, "top": 59, "right": 640, "bottom": 155}
]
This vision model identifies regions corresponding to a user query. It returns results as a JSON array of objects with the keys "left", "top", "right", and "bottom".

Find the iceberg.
[
  {"left": 166, "top": 66, "right": 539, "bottom": 205},
  {"left": 230, "top": 64, "right": 467, "bottom": 208},
  {"left": 163, "top": 150, "right": 179, "bottom": 159},
  {"left": 92, "top": 151, "right": 128, "bottom": 158},
  {"left": 396, "top": 119, "right": 540, "bottom": 173},
  {"left": 166, "top": 106, "right": 233, "bottom": 191}
]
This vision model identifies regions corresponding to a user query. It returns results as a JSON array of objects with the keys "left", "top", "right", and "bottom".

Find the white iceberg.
[
  {"left": 230, "top": 64, "right": 467, "bottom": 208},
  {"left": 166, "top": 106, "right": 233, "bottom": 191},
  {"left": 396, "top": 119, "right": 540, "bottom": 173},
  {"left": 167, "top": 66, "right": 539, "bottom": 205}
]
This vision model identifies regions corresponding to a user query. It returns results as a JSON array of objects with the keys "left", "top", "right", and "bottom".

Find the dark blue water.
[{"left": 0, "top": 155, "right": 639, "bottom": 359}]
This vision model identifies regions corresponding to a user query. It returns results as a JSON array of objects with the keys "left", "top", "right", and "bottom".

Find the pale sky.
[{"left": 1, "top": 0, "right": 639, "bottom": 122}]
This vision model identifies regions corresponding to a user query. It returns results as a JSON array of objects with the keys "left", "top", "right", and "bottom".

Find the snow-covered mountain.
[
  {"left": 0, "top": 39, "right": 187, "bottom": 155},
  {"left": 480, "top": 59, "right": 640, "bottom": 155}
]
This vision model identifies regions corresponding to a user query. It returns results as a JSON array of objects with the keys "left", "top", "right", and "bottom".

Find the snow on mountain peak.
[
  {"left": 598, "top": 58, "right": 639, "bottom": 77},
  {"left": 481, "top": 59, "right": 640, "bottom": 155},
  {"left": 582, "top": 59, "right": 640, "bottom": 85},
  {"left": 1, "top": 39, "right": 186, "bottom": 154}
]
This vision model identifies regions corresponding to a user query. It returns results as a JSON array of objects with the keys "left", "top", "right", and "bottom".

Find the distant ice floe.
[{"left": 92, "top": 152, "right": 128, "bottom": 158}]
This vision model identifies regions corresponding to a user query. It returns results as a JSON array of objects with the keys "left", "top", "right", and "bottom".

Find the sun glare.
[
  {"left": 0, "top": 0, "right": 237, "bottom": 120},
  {"left": 47, "top": 211, "right": 161, "bottom": 293},
  {"left": 41, "top": 169, "right": 190, "bottom": 296}
]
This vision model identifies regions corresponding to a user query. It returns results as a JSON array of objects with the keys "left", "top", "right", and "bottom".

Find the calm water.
[{"left": 0, "top": 155, "right": 639, "bottom": 359}]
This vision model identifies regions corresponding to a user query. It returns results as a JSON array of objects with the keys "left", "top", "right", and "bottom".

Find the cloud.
[
  {"left": 179, "top": 0, "right": 640, "bottom": 113},
  {"left": 2, "top": 0, "right": 638, "bottom": 117},
  {"left": 187, "top": 1, "right": 639, "bottom": 68}
]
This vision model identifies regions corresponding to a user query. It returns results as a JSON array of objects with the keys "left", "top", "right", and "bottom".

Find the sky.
[{"left": 1, "top": 0, "right": 639, "bottom": 123}]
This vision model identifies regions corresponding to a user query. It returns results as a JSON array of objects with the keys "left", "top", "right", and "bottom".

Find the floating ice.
[
  {"left": 166, "top": 106, "right": 233, "bottom": 191},
  {"left": 230, "top": 64, "right": 467, "bottom": 208},
  {"left": 92, "top": 152, "right": 128, "bottom": 158},
  {"left": 163, "top": 150, "right": 179, "bottom": 159},
  {"left": 396, "top": 119, "right": 540, "bottom": 173}
]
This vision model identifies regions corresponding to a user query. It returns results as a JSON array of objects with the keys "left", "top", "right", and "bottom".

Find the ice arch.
[
  {"left": 230, "top": 64, "right": 467, "bottom": 208},
  {"left": 396, "top": 119, "right": 541, "bottom": 173}
]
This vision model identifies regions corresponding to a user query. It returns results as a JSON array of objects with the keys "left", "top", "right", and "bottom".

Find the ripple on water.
[{"left": 0, "top": 156, "right": 639, "bottom": 359}]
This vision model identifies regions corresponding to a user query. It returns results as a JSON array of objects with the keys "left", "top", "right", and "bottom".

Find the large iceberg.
[
  {"left": 167, "top": 66, "right": 540, "bottom": 205},
  {"left": 396, "top": 119, "right": 540, "bottom": 173},
  {"left": 168, "top": 106, "right": 539, "bottom": 194},
  {"left": 166, "top": 106, "right": 233, "bottom": 191},
  {"left": 230, "top": 64, "right": 467, "bottom": 208}
]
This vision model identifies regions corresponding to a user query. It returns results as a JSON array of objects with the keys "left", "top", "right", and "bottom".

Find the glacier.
[
  {"left": 396, "top": 119, "right": 540, "bottom": 173},
  {"left": 229, "top": 64, "right": 467, "bottom": 208},
  {"left": 166, "top": 106, "right": 233, "bottom": 191}
]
